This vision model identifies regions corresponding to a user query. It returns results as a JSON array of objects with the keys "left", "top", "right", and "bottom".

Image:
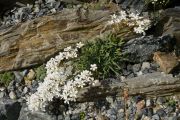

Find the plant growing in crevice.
[
  {"left": 74, "top": 34, "right": 126, "bottom": 79},
  {"left": 27, "top": 42, "right": 99, "bottom": 112},
  {"left": 0, "top": 72, "right": 14, "bottom": 87},
  {"left": 79, "top": 112, "right": 86, "bottom": 120},
  {"left": 108, "top": 11, "right": 151, "bottom": 35},
  {"left": 34, "top": 65, "right": 46, "bottom": 81}
]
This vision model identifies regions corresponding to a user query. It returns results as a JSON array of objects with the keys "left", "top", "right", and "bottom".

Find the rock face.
[
  {"left": 162, "top": 7, "right": 180, "bottom": 56},
  {"left": 122, "top": 35, "right": 174, "bottom": 63},
  {"left": 0, "top": 8, "right": 125, "bottom": 72}
]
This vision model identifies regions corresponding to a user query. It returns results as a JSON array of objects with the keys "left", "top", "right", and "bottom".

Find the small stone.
[
  {"left": 147, "top": 108, "right": 154, "bottom": 118},
  {"left": 106, "top": 96, "right": 114, "bottom": 104},
  {"left": 137, "top": 71, "right": 143, "bottom": 76},
  {"left": 142, "top": 68, "right": 149, "bottom": 74},
  {"left": 107, "top": 108, "right": 117, "bottom": 115},
  {"left": 136, "top": 100, "right": 145, "bottom": 111},
  {"left": 64, "top": 115, "right": 71, "bottom": 120},
  {"left": 24, "top": 69, "right": 35, "bottom": 85},
  {"left": 58, "top": 115, "right": 63, "bottom": 120},
  {"left": 71, "top": 113, "right": 80, "bottom": 120},
  {"left": 156, "top": 97, "right": 166, "bottom": 105},
  {"left": 9, "top": 91, "right": 16, "bottom": 100},
  {"left": 148, "top": 69, "right": 156, "bottom": 73},
  {"left": 96, "top": 114, "right": 109, "bottom": 120},
  {"left": 26, "top": 69, "right": 35, "bottom": 80},
  {"left": 135, "top": 108, "right": 143, "bottom": 120},
  {"left": 22, "top": 69, "right": 28, "bottom": 76},
  {"left": 15, "top": 90, "right": 21, "bottom": 98},
  {"left": 165, "top": 106, "right": 175, "bottom": 114},
  {"left": 0, "top": 87, "right": 5, "bottom": 91},
  {"left": 118, "top": 109, "right": 124, "bottom": 113},
  {"left": 153, "top": 52, "right": 179, "bottom": 74},
  {"left": 156, "top": 108, "right": 167, "bottom": 117},
  {"left": 7, "top": 80, "right": 15, "bottom": 92},
  {"left": 141, "top": 62, "right": 151, "bottom": 70},
  {"left": 132, "top": 64, "right": 141, "bottom": 73},
  {"left": 141, "top": 115, "right": 151, "bottom": 120},
  {"left": 120, "top": 76, "right": 126, "bottom": 81},
  {"left": 23, "top": 87, "right": 28, "bottom": 94},
  {"left": 150, "top": 62, "right": 159, "bottom": 70},
  {"left": 146, "top": 99, "right": 154, "bottom": 107},
  {"left": 13, "top": 71, "right": 24, "bottom": 83},
  {"left": 122, "top": 69, "right": 131, "bottom": 76},
  {"left": 127, "top": 73, "right": 135, "bottom": 78},
  {"left": 152, "top": 114, "right": 160, "bottom": 120},
  {"left": 0, "top": 92, "right": 5, "bottom": 98},
  {"left": 127, "top": 64, "right": 133, "bottom": 71},
  {"left": 17, "top": 86, "right": 23, "bottom": 93},
  {"left": 172, "top": 116, "right": 180, "bottom": 120},
  {"left": 15, "top": 83, "right": 20, "bottom": 87},
  {"left": 142, "top": 108, "right": 148, "bottom": 116},
  {"left": 135, "top": 95, "right": 144, "bottom": 103}
]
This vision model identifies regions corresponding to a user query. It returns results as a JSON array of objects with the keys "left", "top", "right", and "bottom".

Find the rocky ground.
[{"left": 0, "top": 0, "right": 179, "bottom": 120}]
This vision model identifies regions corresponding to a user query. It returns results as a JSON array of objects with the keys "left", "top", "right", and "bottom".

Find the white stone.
[
  {"left": 146, "top": 99, "right": 151, "bottom": 107},
  {"left": 0, "top": 92, "right": 5, "bottom": 98},
  {"left": 9, "top": 91, "right": 16, "bottom": 100},
  {"left": 106, "top": 96, "right": 114, "bottom": 104},
  {"left": 23, "top": 87, "right": 28, "bottom": 94},
  {"left": 141, "top": 62, "right": 150, "bottom": 70}
]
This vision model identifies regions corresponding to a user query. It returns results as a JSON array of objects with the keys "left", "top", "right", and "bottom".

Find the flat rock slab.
[
  {"left": 77, "top": 72, "right": 180, "bottom": 102},
  {"left": 0, "top": 8, "right": 127, "bottom": 72}
]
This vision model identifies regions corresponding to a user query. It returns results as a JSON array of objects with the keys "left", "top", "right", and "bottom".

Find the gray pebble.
[
  {"left": 156, "top": 97, "right": 166, "bottom": 105},
  {"left": 9, "top": 91, "right": 16, "bottom": 100},
  {"left": 132, "top": 63, "right": 141, "bottom": 73},
  {"left": 156, "top": 108, "right": 167, "bottom": 117},
  {"left": 152, "top": 114, "right": 160, "bottom": 120},
  {"left": 141, "top": 62, "right": 151, "bottom": 70},
  {"left": 23, "top": 87, "right": 28, "bottom": 94}
]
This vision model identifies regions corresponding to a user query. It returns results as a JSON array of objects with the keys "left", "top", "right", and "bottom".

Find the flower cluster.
[
  {"left": 27, "top": 42, "right": 99, "bottom": 111},
  {"left": 108, "top": 11, "right": 151, "bottom": 35},
  {"left": 150, "top": 0, "right": 169, "bottom": 5},
  {"left": 151, "top": 0, "right": 158, "bottom": 4}
]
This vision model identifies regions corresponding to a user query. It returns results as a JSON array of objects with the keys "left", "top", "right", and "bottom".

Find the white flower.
[
  {"left": 111, "top": 14, "right": 117, "bottom": 19},
  {"left": 78, "top": 70, "right": 92, "bottom": 79},
  {"left": 27, "top": 93, "right": 41, "bottom": 111},
  {"left": 129, "top": 13, "right": 141, "bottom": 20},
  {"left": 90, "top": 64, "right": 97, "bottom": 71},
  {"left": 134, "top": 26, "right": 145, "bottom": 34},
  {"left": 27, "top": 42, "right": 98, "bottom": 111},
  {"left": 74, "top": 77, "right": 85, "bottom": 88},
  {"left": 119, "top": 11, "right": 127, "bottom": 20},
  {"left": 107, "top": 20, "right": 114, "bottom": 25},
  {"left": 64, "top": 46, "right": 72, "bottom": 52},
  {"left": 107, "top": 10, "right": 151, "bottom": 35},
  {"left": 76, "top": 42, "right": 84, "bottom": 48}
]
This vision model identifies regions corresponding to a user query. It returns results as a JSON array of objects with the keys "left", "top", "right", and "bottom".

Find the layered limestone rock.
[{"left": 0, "top": 8, "right": 136, "bottom": 72}]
